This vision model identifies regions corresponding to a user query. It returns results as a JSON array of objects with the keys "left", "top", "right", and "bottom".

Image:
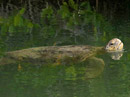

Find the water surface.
[{"left": 0, "top": 36, "right": 130, "bottom": 97}]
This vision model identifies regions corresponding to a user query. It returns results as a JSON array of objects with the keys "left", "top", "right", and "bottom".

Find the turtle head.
[{"left": 105, "top": 38, "right": 123, "bottom": 51}]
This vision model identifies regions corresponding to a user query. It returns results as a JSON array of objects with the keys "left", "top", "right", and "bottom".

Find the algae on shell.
[{"left": 0, "top": 45, "right": 104, "bottom": 65}]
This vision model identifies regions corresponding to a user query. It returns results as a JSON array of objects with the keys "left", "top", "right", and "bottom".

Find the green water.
[
  {"left": 0, "top": 1, "right": 130, "bottom": 96},
  {"left": 0, "top": 36, "right": 130, "bottom": 97}
]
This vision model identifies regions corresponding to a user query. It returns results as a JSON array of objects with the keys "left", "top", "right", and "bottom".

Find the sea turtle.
[
  {"left": 105, "top": 38, "right": 124, "bottom": 60},
  {"left": 105, "top": 38, "right": 123, "bottom": 51},
  {"left": 0, "top": 38, "right": 124, "bottom": 65}
]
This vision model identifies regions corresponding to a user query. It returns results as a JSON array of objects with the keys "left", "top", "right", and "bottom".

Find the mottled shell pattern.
[{"left": 105, "top": 38, "right": 123, "bottom": 51}]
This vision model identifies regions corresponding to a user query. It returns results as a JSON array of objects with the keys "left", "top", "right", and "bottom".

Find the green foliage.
[
  {"left": 0, "top": 8, "right": 33, "bottom": 35},
  {"left": 68, "top": 0, "right": 78, "bottom": 10},
  {"left": 41, "top": 6, "right": 53, "bottom": 19},
  {"left": 0, "top": 0, "right": 112, "bottom": 50},
  {"left": 14, "top": 14, "right": 24, "bottom": 26},
  {"left": 58, "top": 2, "right": 70, "bottom": 19},
  {"left": 14, "top": 8, "right": 25, "bottom": 27}
]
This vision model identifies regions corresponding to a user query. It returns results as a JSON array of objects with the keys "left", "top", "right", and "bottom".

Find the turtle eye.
[{"left": 110, "top": 43, "right": 114, "bottom": 45}]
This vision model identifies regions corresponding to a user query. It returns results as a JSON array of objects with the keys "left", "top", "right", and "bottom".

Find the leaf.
[
  {"left": 87, "top": 2, "right": 91, "bottom": 11},
  {"left": 0, "top": 17, "right": 4, "bottom": 24},
  {"left": 58, "top": 2, "right": 71, "bottom": 19},
  {"left": 41, "top": 6, "right": 53, "bottom": 18},
  {"left": 68, "top": 0, "right": 78, "bottom": 10},
  {"left": 63, "top": 2, "right": 68, "bottom": 6},
  {"left": 19, "top": 8, "right": 25, "bottom": 15},
  {"left": 80, "top": 1, "right": 91, "bottom": 11},
  {"left": 94, "top": 26, "right": 97, "bottom": 34},
  {"left": 67, "top": 17, "right": 74, "bottom": 27},
  {"left": 49, "top": 27, "right": 55, "bottom": 36},
  {"left": 102, "top": 31, "right": 107, "bottom": 42},
  {"left": 73, "top": 13, "right": 79, "bottom": 25},
  {"left": 58, "top": 4, "right": 70, "bottom": 19},
  {"left": 80, "top": 1, "right": 88, "bottom": 7},
  {"left": 27, "top": 22, "right": 33, "bottom": 28},
  {"left": 1, "top": 24, "right": 8, "bottom": 33},
  {"left": 9, "top": 25, "right": 15, "bottom": 33},
  {"left": 14, "top": 15, "right": 24, "bottom": 27},
  {"left": 34, "top": 23, "right": 41, "bottom": 28}
]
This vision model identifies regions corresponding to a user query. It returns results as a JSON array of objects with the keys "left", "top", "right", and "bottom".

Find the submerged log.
[{"left": 0, "top": 45, "right": 104, "bottom": 65}]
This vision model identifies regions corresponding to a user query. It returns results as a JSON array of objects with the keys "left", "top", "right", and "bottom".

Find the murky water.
[
  {"left": 0, "top": 0, "right": 129, "bottom": 96},
  {"left": 0, "top": 36, "right": 130, "bottom": 97}
]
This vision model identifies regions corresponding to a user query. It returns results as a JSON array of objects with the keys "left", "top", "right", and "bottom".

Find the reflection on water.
[
  {"left": 0, "top": 49, "right": 130, "bottom": 97},
  {"left": 0, "top": 1, "right": 129, "bottom": 96},
  {"left": 84, "top": 57, "right": 105, "bottom": 79},
  {"left": 107, "top": 51, "right": 124, "bottom": 60},
  {"left": 0, "top": 16, "right": 129, "bottom": 96}
]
